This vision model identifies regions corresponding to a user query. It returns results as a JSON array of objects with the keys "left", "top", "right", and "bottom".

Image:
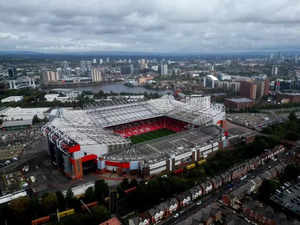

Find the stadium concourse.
[{"left": 41, "top": 95, "right": 226, "bottom": 179}]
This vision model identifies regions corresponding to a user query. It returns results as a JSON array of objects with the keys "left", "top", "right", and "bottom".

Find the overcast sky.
[{"left": 0, "top": 0, "right": 300, "bottom": 53}]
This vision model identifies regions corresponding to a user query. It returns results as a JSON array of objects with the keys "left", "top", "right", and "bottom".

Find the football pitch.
[{"left": 130, "top": 129, "right": 175, "bottom": 144}]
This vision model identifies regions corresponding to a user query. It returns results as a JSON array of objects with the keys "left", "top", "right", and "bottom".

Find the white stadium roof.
[{"left": 45, "top": 95, "right": 225, "bottom": 153}]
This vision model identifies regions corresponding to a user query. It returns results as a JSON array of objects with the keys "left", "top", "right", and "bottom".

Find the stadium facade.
[{"left": 41, "top": 95, "right": 226, "bottom": 179}]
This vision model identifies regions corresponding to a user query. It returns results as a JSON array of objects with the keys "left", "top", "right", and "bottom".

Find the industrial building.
[{"left": 41, "top": 95, "right": 226, "bottom": 179}]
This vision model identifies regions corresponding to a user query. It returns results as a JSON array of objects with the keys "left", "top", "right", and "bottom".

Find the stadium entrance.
[{"left": 81, "top": 154, "right": 97, "bottom": 174}]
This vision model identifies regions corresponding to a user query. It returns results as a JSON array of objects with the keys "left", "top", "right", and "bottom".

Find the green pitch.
[{"left": 129, "top": 128, "right": 175, "bottom": 144}]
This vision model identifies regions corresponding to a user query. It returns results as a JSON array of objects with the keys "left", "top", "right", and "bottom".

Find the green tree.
[
  {"left": 42, "top": 192, "right": 58, "bottom": 213},
  {"left": 8, "top": 196, "right": 31, "bottom": 216},
  {"left": 84, "top": 187, "right": 95, "bottom": 203},
  {"left": 94, "top": 180, "right": 109, "bottom": 203},
  {"left": 288, "top": 111, "right": 297, "bottom": 121},
  {"left": 69, "top": 198, "right": 82, "bottom": 212},
  {"left": 65, "top": 188, "right": 74, "bottom": 208},
  {"left": 7, "top": 196, "right": 32, "bottom": 224},
  {"left": 282, "top": 164, "right": 300, "bottom": 181},
  {"left": 120, "top": 178, "right": 130, "bottom": 190},
  {"left": 257, "top": 180, "right": 276, "bottom": 201},
  {"left": 32, "top": 114, "right": 41, "bottom": 124},
  {"left": 56, "top": 191, "right": 66, "bottom": 211},
  {"left": 66, "top": 188, "right": 74, "bottom": 200},
  {"left": 130, "top": 178, "right": 138, "bottom": 187},
  {"left": 92, "top": 205, "right": 110, "bottom": 223}
]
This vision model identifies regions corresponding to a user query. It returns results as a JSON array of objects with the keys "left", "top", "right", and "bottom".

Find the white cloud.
[{"left": 0, "top": 0, "right": 300, "bottom": 52}]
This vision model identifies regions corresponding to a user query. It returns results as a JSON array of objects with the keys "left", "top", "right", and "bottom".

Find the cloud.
[{"left": 0, "top": 0, "right": 300, "bottom": 53}]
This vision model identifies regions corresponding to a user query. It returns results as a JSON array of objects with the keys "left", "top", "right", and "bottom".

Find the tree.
[
  {"left": 56, "top": 191, "right": 66, "bottom": 211},
  {"left": 130, "top": 178, "right": 138, "bottom": 187},
  {"left": 71, "top": 198, "right": 82, "bottom": 212},
  {"left": 94, "top": 180, "right": 109, "bottom": 203},
  {"left": 8, "top": 196, "right": 31, "bottom": 216},
  {"left": 282, "top": 164, "right": 300, "bottom": 181},
  {"left": 257, "top": 180, "right": 276, "bottom": 201},
  {"left": 41, "top": 192, "right": 58, "bottom": 213},
  {"left": 120, "top": 178, "right": 130, "bottom": 190},
  {"left": 29, "top": 196, "right": 43, "bottom": 219},
  {"left": 288, "top": 111, "right": 297, "bottom": 121},
  {"left": 92, "top": 205, "right": 110, "bottom": 223},
  {"left": 65, "top": 188, "right": 74, "bottom": 209},
  {"left": 32, "top": 114, "right": 41, "bottom": 124},
  {"left": 84, "top": 187, "right": 95, "bottom": 203},
  {"left": 7, "top": 196, "right": 32, "bottom": 224}
]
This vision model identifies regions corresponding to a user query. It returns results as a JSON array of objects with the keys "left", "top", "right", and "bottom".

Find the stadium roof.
[
  {"left": 87, "top": 95, "right": 224, "bottom": 128},
  {"left": 104, "top": 126, "right": 222, "bottom": 162},
  {"left": 45, "top": 95, "right": 225, "bottom": 153}
]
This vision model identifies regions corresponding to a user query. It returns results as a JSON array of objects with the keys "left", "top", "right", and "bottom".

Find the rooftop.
[
  {"left": 105, "top": 126, "right": 222, "bottom": 162},
  {"left": 225, "top": 98, "right": 253, "bottom": 103},
  {"left": 2, "top": 120, "right": 32, "bottom": 128},
  {"left": 0, "top": 107, "right": 49, "bottom": 121}
]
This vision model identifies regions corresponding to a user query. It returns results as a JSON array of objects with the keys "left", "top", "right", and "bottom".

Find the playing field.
[{"left": 130, "top": 129, "right": 176, "bottom": 144}]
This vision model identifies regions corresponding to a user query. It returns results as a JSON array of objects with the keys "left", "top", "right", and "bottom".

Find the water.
[{"left": 75, "top": 82, "right": 172, "bottom": 95}]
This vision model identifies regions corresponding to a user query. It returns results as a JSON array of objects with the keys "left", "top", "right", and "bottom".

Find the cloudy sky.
[{"left": 0, "top": 0, "right": 300, "bottom": 53}]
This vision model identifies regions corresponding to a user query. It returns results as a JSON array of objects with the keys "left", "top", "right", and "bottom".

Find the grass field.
[{"left": 129, "top": 129, "right": 175, "bottom": 144}]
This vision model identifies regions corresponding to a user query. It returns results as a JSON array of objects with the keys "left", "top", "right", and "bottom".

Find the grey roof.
[
  {"left": 225, "top": 98, "right": 253, "bottom": 103},
  {"left": 105, "top": 125, "right": 222, "bottom": 162},
  {"left": 2, "top": 120, "right": 32, "bottom": 128}
]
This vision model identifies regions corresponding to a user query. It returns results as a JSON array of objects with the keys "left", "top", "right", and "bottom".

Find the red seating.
[{"left": 112, "top": 117, "right": 188, "bottom": 138}]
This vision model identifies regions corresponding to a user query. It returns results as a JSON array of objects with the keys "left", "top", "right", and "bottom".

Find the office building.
[
  {"left": 224, "top": 98, "right": 254, "bottom": 111},
  {"left": 272, "top": 65, "right": 279, "bottom": 76},
  {"left": 204, "top": 75, "right": 218, "bottom": 88},
  {"left": 91, "top": 68, "right": 103, "bottom": 82},
  {"left": 8, "top": 67, "right": 17, "bottom": 79},
  {"left": 121, "top": 64, "right": 134, "bottom": 75},
  {"left": 216, "top": 81, "right": 240, "bottom": 94},
  {"left": 264, "top": 79, "right": 270, "bottom": 96},
  {"left": 160, "top": 63, "right": 168, "bottom": 76},
  {"left": 240, "top": 81, "right": 257, "bottom": 100},
  {"left": 42, "top": 71, "right": 60, "bottom": 85},
  {"left": 255, "top": 80, "right": 265, "bottom": 99}
]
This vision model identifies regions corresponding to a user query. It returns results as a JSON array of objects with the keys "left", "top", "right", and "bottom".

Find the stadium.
[{"left": 41, "top": 95, "right": 226, "bottom": 179}]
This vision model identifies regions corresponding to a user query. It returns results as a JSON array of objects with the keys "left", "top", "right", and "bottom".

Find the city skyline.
[{"left": 0, "top": 0, "right": 300, "bottom": 53}]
